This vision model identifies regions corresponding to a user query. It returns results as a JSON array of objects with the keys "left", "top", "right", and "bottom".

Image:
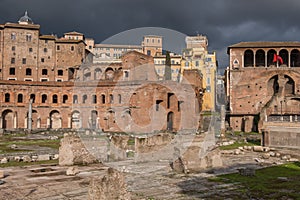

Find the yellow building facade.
[{"left": 181, "top": 35, "right": 217, "bottom": 111}]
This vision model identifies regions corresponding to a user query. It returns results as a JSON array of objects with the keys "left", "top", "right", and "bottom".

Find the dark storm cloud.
[{"left": 1, "top": 0, "right": 300, "bottom": 70}]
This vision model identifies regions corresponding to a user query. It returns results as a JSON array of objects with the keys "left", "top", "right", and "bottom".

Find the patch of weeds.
[{"left": 0, "top": 159, "right": 58, "bottom": 168}]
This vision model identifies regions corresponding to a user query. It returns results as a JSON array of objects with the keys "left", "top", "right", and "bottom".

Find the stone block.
[
  {"left": 37, "top": 154, "right": 50, "bottom": 161},
  {"left": 253, "top": 146, "right": 264, "bottom": 152},
  {"left": 66, "top": 166, "right": 79, "bottom": 176},
  {"left": 0, "top": 158, "right": 8, "bottom": 164}
]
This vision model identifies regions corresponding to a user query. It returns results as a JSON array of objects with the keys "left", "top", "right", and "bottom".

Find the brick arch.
[
  {"left": 105, "top": 67, "right": 114, "bottom": 80},
  {"left": 267, "top": 49, "right": 276, "bottom": 67},
  {"left": 49, "top": 110, "right": 61, "bottom": 129},
  {"left": 255, "top": 49, "right": 265, "bottom": 67},
  {"left": 71, "top": 110, "right": 81, "bottom": 129},
  {"left": 2, "top": 109, "right": 15, "bottom": 129},
  {"left": 244, "top": 49, "right": 254, "bottom": 67},
  {"left": 290, "top": 49, "right": 300, "bottom": 67},
  {"left": 279, "top": 49, "right": 289, "bottom": 66}
]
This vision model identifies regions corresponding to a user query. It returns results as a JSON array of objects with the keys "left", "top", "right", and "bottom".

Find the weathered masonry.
[{"left": 226, "top": 42, "right": 300, "bottom": 135}]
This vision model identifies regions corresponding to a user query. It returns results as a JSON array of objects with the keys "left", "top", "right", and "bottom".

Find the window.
[
  {"left": 26, "top": 68, "right": 32, "bottom": 76},
  {"left": 45, "top": 40, "right": 48, "bottom": 44},
  {"left": 22, "top": 58, "right": 26, "bottom": 64},
  {"left": 29, "top": 48, "right": 33, "bottom": 52},
  {"left": 12, "top": 46, "right": 15, "bottom": 51},
  {"left": 58, "top": 70, "right": 63, "bottom": 76},
  {"left": 124, "top": 71, "right": 129, "bottom": 78},
  {"left": 206, "top": 86, "right": 211, "bottom": 93},
  {"left": 5, "top": 93, "right": 10, "bottom": 102},
  {"left": 52, "top": 95, "right": 58, "bottom": 103},
  {"left": 118, "top": 94, "right": 121, "bottom": 104},
  {"left": 92, "top": 95, "right": 97, "bottom": 104},
  {"left": 44, "top": 48, "right": 47, "bottom": 53},
  {"left": 195, "top": 61, "right": 199, "bottom": 66},
  {"left": 109, "top": 94, "right": 113, "bottom": 103},
  {"left": 71, "top": 46, "right": 74, "bottom": 51},
  {"left": 101, "top": 94, "right": 105, "bottom": 104},
  {"left": 11, "top": 33, "right": 16, "bottom": 40},
  {"left": 26, "top": 34, "right": 32, "bottom": 42},
  {"left": 42, "top": 69, "right": 48, "bottom": 75},
  {"left": 73, "top": 95, "right": 78, "bottom": 104},
  {"left": 11, "top": 58, "right": 15, "bottom": 64},
  {"left": 63, "top": 95, "right": 68, "bottom": 103},
  {"left": 41, "top": 58, "right": 45, "bottom": 62},
  {"left": 41, "top": 78, "right": 48, "bottom": 82},
  {"left": 17, "top": 94, "right": 23, "bottom": 103},
  {"left": 57, "top": 45, "right": 60, "bottom": 50},
  {"left": 185, "top": 61, "right": 189, "bottom": 67},
  {"left": 207, "top": 77, "right": 211, "bottom": 84},
  {"left": 82, "top": 95, "right": 87, "bottom": 104},
  {"left": 30, "top": 94, "right": 35, "bottom": 103},
  {"left": 9, "top": 68, "right": 15, "bottom": 75},
  {"left": 42, "top": 95, "right": 47, "bottom": 103},
  {"left": 147, "top": 50, "right": 151, "bottom": 56}
]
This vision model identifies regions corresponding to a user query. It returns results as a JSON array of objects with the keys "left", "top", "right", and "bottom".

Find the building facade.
[
  {"left": 226, "top": 41, "right": 300, "bottom": 133},
  {"left": 182, "top": 35, "right": 217, "bottom": 112},
  {"left": 0, "top": 13, "right": 203, "bottom": 133}
]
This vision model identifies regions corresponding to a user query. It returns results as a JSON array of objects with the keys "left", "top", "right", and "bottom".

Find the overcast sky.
[{"left": 1, "top": 0, "right": 300, "bottom": 72}]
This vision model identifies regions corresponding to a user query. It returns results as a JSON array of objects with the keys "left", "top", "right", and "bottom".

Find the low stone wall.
[
  {"left": 262, "top": 127, "right": 300, "bottom": 149},
  {"left": 59, "top": 132, "right": 98, "bottom": 166}
]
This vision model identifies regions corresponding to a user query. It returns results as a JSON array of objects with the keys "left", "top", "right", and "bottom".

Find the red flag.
[
  {"left": 273, "top": 54, "right": 277, "bottom": 63},
  {"left": 273, "top": 54, "right": 283, "bottom": 65}
]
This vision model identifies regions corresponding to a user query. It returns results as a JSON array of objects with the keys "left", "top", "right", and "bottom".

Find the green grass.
[
  {"left": 211, "top": 162, "right": 300, "bottom": 199},
  {"left": 0, "top": 159, "right": 58, "bottom": 168}
]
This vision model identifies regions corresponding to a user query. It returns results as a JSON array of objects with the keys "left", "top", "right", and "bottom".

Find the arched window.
[
  {"left": 244, "top": 50, "right": 254, "bottom": 67},
  {"left": 92, "top": 95, "right": 97, "bottom": 104},
  {"left": 109, "top": 94, "right": 114, "bottom": 103},
  {"left": 42, "top": 94, "right": 47, "bottom": 103},
  {"left": 73, "top": 95, "right": 78, "bottom": 104},
  {"left": 118, "top": 94, "right": 122, "bottom": 104},
  {"left": 279, "top": 49, "right": 289, "bottom": 66},
  {"left": 291, "top": 49, "right": 300, "bottom": 67},
  {"left": 52, "top": 94, "right": 58, "bottom": 103},
  {"left": 30, "top": 94, "right": 35, "bottom": 103},
  {"left": 17, "top": 94, "right": 23, "bottom": 103},
  {"left": 255, "top": 49, "right": 265, "bottom": 67},
  {"left": 82, "top": 95, "right": 87, "bottom": 104},
  {"left": 5, "top": 93, "right": 10, "bottom": 102},
  {"left": 101, "top": 94, "right": 106, "bottom": 104},
  {"left": 63, "top": 95, "right": 68, "bottom": 103},
  {"left": 267, "top": 49, "right": 277, "bottom": 67}
]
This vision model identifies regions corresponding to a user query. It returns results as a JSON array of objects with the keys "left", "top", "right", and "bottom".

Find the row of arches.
[
  {"left": 2, "top": 92, "right": 123, "bottom": 105},
  {"left": 0, "top": 109, "right": 175, "bottom": 131},
  {"left": 81, "top": 67, "right": 121, "bottom": 81},
  {"left": 243, "top": 49, "right": 300, "bottom": 67}
]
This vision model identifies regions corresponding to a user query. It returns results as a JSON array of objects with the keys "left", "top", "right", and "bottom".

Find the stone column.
[
  {"left": 28, "top": 99, "right": 33, "bottom": 131},
  {"left": 13, "top": 112, "right": 17, "bottom": 129},
  {"left": 0, "top": 116, "right": 2, "bottom": 129}
]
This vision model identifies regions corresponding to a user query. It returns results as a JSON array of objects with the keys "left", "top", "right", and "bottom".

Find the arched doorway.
[
  {"left": 167, "top": 112, "right": 174, "bottom": 131},
  {"left": 267, "top": 49, "right": 277, "bottom": 66},
  {"left": 50, "top": 110, "right": 61, "bottom": 129},
  {"left": 90, "top": 110, "right": 98, "bottom": 129},
  {"left": 2, "top": 109, "right": 14, "bottom": 129},
  {"left": 291, "top": 49, "right": 300, "bottom": 67},
  {"left": 105, "top": 67, "right": 114, "bottom": 80},
  {"left": 71, "top": 111, "right": 81, "bottom": 129}
]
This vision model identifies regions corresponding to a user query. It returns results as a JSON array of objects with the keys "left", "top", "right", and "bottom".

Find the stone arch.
[
  {"left": 83, "top": 68, "right": 91, "bottom": 81},
  {"left": 27, "top": 110, "right": 39, "bottom": 129},
  {"left": 244, "top": 49, "right": 254, "bottom": 67},
  {"left": 279, "top": 49, "right": 289, "bottom": 66},
  {"left": 255, "top": 49, "right": 265, "bottom": 67},
  {"left": 90, "top": 110, "right": 98, "bottom": 129},
  {"left": 267, "top": 75, "right": 279, "bottom": 95},
  {"left": 267, "top": 49, "right": 276, "bottom": 67},
  {"left": 284, "top": 75, "right": 295, "bottom": 95},
  {"left": 94, "top": 68, "right": 102, "bottom": 80},
  {"left": 107, "top": 109, "right": 116, "bottom": 130},
  {"left": 167, "top": 111, "right": 174, "bottom": 131},
  {"left": 290, "top": 49, "right": 300, "bottom": 67},
  {"left": 49, "top": 110, "right": 61, "bottom": 129},
  {"left": 105, "top": 67, "right": 114, "bottom": 80},
  {"left": 71, "top": 110, "right": 81, "bottom": 129},
  {"left": 2, "top": 109, "right": 14, "bottom": 129}
]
